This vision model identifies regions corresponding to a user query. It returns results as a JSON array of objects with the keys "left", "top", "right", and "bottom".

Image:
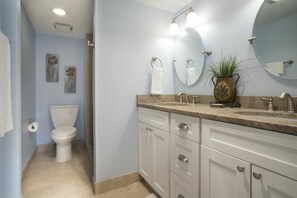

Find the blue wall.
[
  {"left": 0, "top": 0, "right": 21, "bottom": 197},
  {"left": 94, "top": 0, "right": 173, "bottom": 182},
  {"left": 21, "top": 3, "right": 36, "bottom": 170},
  {"left": 36, "top": 33, "right": 85, "bottom": 145}
]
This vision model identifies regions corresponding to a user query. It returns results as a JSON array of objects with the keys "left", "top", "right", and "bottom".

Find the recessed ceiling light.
[{"left": 52, "top": 8, "right": 66, "bottom": 16}]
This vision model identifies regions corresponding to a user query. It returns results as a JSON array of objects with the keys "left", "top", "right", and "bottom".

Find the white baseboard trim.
[
  {"left": 22, "top": 148, "right": 37, "bottom": 183},
  {"left": 93, "top": 172, "right": 140, "bottom": 195},
  {"left": 37, "top": 139, "right": 85, "bottom": 153}
]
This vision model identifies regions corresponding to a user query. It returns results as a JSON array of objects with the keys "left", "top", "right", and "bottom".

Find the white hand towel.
[
  {"left": 0, "top": 31, "right": 13, "bottom": 137},
  {"left": 187, "top": 67, "right": 197, "bottom": 85},
  {"left": 151, "top": 66, "right": 163, "bottom": 95},
  {"left": 266, "top": 62, "right": 284, "bottom": 74}
]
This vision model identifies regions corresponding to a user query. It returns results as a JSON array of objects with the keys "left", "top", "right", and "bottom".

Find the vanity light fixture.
[
  {"left": 168, "top": 7, "right": 197, "bottom": 36},
  {"left": 52, "top": 8, "right": 67, "bottom": 16},
  {"left": 168, "top": 19, "right": 180, "bottom": 36},
  {"left": 185, "top": 9, "right": 198, "bottom": 27}
]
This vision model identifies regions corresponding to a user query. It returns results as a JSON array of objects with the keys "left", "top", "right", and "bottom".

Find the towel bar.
[{"left": 283, "top": 60, "right": 294, "bottom": 65}]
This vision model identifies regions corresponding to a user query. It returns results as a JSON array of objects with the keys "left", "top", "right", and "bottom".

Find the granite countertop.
[{"left": 137, "top": 102, "right": 297, "bottom": 136}]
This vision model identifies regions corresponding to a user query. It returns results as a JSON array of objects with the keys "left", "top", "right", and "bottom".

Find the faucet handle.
[
  {"left": 192, "top": 96, "right": 200, "bottom": 104},
  {"left": 261, "top": 98, "right": 274, "bottom": 111}
]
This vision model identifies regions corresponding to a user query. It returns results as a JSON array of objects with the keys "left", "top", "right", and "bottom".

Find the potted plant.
[{"left": 209, "top": 54, "right": 242, "bottom": 104}]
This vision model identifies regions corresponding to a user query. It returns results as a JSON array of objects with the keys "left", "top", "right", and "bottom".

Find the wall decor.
[
  {"left": 64, "top": 66, "right": 76, "bottom": 93},
  {"left": 46, "top": 53, "right": 59, "bottom": 82}
]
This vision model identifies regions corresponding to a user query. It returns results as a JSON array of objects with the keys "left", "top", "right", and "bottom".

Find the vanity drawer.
[
  {"left": 202, "top": 119, "right": 297, "bottom": 181},
  {"left": 171, "top": 113, "right": 200, "bottom": 143},
  {"left": 170, "top": 134, "right": 199, "bottom": 188},
  {"left": 138, "top": 107, "right": 169, "bottom": 131},
  {"left": 170, "top": 172, "right": 199, "bottom": 198}
]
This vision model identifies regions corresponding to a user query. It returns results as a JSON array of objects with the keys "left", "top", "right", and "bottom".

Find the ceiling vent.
[{"left": 53, "top": 22, "right": 73, "bottom": 32}]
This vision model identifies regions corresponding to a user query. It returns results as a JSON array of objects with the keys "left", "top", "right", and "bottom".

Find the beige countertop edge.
[{"left": 137, "top": 103, "right": 297, "bottom": 136}]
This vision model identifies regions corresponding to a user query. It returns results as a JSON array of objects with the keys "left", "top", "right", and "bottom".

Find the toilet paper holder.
[
  {"left": 28, "top": 119, "right": 35, "bottom": 124},
  {"left": 28, "top": 119, "right": 39, "bottom": 132}
]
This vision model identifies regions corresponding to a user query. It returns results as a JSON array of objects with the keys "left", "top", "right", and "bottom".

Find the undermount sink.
[
  {"left": 234, "top": 111, "right": 297, "bottom": 119},
  {"left": 156, "top": 102, "right": 189, "bottom": 106}
]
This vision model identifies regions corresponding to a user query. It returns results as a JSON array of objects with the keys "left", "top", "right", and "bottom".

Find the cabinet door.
[
  {"left": 152, "top": 127, "right": 169, "bottom": 198},
  {"left": 201, "top": 146, "right": 250, "bottom": 198},
  {"left": 138, "top": 123, "right": 152, "bottom": 182},
  {"left": 252, "top": 165, "right": 297, "bottom": 198}
]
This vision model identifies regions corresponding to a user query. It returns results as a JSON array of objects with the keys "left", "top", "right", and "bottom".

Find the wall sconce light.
[
  {"left": 168, "top": 7, "right": 197, "bottom": 36},
  {"left": 168, "top": 19, "right": 180, "bottom": 36}
]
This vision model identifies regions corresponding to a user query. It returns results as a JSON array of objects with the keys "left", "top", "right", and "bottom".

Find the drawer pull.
[
  {"left": 178, "top": 194, "right": 185, "bottom": 198},
  {"left": 253, "top": 172, "right": 262, "bottom": 180},
  {"left": 178, "top": 154, "right": 189, "bottom": 163},
  {"left": 145, "top": 127, "right": 152, "bottom": 132},
  {"left": 237, "top": 166, "right": 245, "bottom": 172},
  {"left": 178, "top": 123, "right": 189, "bottom": 132}
]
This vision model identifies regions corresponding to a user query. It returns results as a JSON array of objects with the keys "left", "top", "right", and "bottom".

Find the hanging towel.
[
  {"left": 151, "top": 66, "right": 163, "bottom": 94},
  {"left": 187, "top": 67, "right": 197, "bottom": 85},
  {"left": 266, "top": 62, "right": 284, "bottom": 75},
  {"left": 0, "top": 31, "right": 13, "bottom": 137}
]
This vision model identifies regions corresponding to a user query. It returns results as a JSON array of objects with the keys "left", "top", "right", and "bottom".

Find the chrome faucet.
[
  {"left": 178, "top": 92, "right": 189, "bottom": 104},
  {"left": 279, "top": 92, "right": 296, "bottom": 113}
]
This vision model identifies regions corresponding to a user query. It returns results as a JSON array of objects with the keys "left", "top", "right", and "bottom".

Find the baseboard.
[
  {"left": 37, "top": 142, "right": 55, "bottom": 153},
  {"left": 93, "top": 172, "right": 141, "bottom": 194},
  {"left": 22, "top": 148, "right": 37, "bottom": 183},
  {"left": 37, "top": 139, "right": 84, "bottom": 153}
]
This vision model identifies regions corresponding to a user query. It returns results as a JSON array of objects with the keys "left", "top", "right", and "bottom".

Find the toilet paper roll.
[{"left": 28, "top": 122, "right": 39, "bottom": 133}]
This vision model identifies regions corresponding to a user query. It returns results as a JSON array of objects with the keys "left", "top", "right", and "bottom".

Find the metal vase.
[{"left": 211, "top": 73, "right": 240, "bottom": 104}]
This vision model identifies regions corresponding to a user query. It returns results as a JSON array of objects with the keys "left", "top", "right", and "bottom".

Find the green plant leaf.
[{"left": 209, "top": 54, "right": 243, "bottom": 77}]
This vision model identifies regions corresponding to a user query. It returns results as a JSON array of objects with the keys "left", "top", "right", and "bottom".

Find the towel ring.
[
  {"left": 186, "top": 59, "right": 195, "bottom": 69},
  {"left": 151, "top": 57, "right": 162, "bottom": 68}
]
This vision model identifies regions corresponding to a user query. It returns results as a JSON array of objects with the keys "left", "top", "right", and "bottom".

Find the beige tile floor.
[{"left": 22, "top": 143, "right": 152, "bottom": 198}]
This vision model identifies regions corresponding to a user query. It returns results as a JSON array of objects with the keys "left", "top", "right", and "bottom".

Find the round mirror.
[
  {"left": 173, "top": 28, "right": 205, "bottom": 85},
  {"left": 253, "top": 0, "right": 297, "bottom": 79}
]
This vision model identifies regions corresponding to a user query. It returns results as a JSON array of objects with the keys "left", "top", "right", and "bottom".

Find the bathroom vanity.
[{"left": 137, "top": 95, "right": 297, "bottom": 198}]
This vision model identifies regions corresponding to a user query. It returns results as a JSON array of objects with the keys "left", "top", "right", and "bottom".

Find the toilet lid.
[{"left": 52, "top": 126, "right": 76, "bottom": 137}]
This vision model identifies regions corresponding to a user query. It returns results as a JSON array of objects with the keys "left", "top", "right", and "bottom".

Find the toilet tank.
[{"left": 50, "top": 105, "right": 78, "bottom": 128}]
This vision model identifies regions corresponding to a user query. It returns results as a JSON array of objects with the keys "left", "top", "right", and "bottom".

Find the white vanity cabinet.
[
  {"left": 201, "top": 119, "right": 297, "bottom": 198},
  {"left": 138, "top": 107, "right": 169, "bottom": 198},
  {"left": 170, "top": 113, "right": 200, "bottom": 198}
]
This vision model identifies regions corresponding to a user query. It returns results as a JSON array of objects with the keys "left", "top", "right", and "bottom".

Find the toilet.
[{"left": 50, "top": 105, "right": 78, "bottom": 162}]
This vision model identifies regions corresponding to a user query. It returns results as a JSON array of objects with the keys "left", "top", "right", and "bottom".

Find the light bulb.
[
  {"left": 168, "top": 21, "right": 180, "bottom": 36},
  {"left": 186, "top": 11, "right": 197, "bottom": 27},
  {"left": 52, "top": 8, "right": 67, "bottom": 16}
]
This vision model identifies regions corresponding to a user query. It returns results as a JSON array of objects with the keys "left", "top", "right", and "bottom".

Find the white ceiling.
[
  {"left": 21, "top": 0, "right": 190, "bottom": 38},
  {"left": 133, "top": 0, "right": 192, "bottom": 13},
  {"left": 22, "top": 0, "right": 93, "bottom": 38}
]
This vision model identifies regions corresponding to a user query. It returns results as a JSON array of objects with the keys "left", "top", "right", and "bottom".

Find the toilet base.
[{"left": 56, "top": 143, "right": 72, "bottom": 162}]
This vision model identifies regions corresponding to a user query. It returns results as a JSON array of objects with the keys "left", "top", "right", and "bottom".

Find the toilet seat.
[{"left": 51, "top": 126, "right": 76, "bottom": 138}]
